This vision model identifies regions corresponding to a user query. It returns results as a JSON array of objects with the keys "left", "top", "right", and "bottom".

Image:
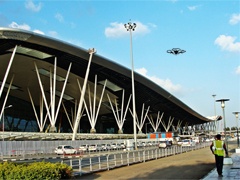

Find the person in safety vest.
[{"left": 210, "top": 134, "right": 228, "bottom": 177}]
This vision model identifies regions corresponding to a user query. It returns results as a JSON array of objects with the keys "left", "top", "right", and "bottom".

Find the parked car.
[
  {"left": 79, "top": 144, "right": 89, "bottom": 152},
  {"left": 88, "top": 144, "right": 97, "bottom": 151},
  {"left": 181, "top": 139, "right": 196, "bottom": 147},
  {"left": 111, "top": 143, "right": 117, "bottom": 150},
  {"left": 96, "top": 144, "right": 103, "bottom": 151},
  {"left": 159, "top": 141, "right": 167, "bottom": 148},
  {"left": 100, "top": 144, "right": 107, "bottom": 151},
  {"left": 120, "top": 143, "right": 126, "bottom": 149},
  {"left": 159, "top": 140, "right": 172, "bottom": 148},
  {"left": 54, "top": 145, "right": 77, "bottom": 155},
  {"left": 105, "top": 144, "right": 112, "bottom": 150}
]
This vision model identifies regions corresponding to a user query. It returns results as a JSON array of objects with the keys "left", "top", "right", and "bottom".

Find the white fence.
[
  {"left": 0, "top": 139, "right": 128, "bottom": 156},
  {"left": 64, "top": 142, "right": 211, "bottom": 176}
]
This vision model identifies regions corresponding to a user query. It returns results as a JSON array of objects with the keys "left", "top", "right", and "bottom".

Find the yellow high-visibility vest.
[{"left": 213, "top": 140, "right": 224, "bottom": 156}]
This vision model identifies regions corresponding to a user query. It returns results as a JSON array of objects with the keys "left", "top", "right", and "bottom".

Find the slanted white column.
[
  {"left": 62, "top": 101, "right": 78, "bottom": 132},
  {"left": 72, "top": 49, "right": 96, "bottom": 140},
  {"left": 34, "top": 58, "right": 72, "bottom": 132},
  {"left": 172, "top": 120, "right": 182, "bottom": 134},
  {"left": 129, "top": 103, "right": 150, "bottom": 134},
  {"left": 107, "top": 90, "right": 132, "bottom": 134},
  {"left": 0, "top": 75, "right": 14, "bottom": 121},
  {"left": 161, "top": 116, "right": 174, "bottom": 132},
  {"left": 182, "top": 122, "right": 189, "bottom": 135},
  {"left": 0, "top": 45, "right": 17, "bottom": 99},
  {"left": 85, "top": 75, "right": 107, "bottom": 133},
  {"left": 28, "top": 89, "right": 49, "bottom": 132},
  {"left": 147, "top": 111, "right": 164, "bottom": 132}
]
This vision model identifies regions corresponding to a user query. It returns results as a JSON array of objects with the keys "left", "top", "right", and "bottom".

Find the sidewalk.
[
  {"left": 80, "top": 142, "right": 240, "bottom": 180},
  {"left": 79, "top": 147, "right": 216, "bottom": 179},
  {"left": 202, "top": 153, "right": 240, "bottom": 180}
]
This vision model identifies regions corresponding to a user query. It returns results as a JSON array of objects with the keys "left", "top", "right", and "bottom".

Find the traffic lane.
[{"left": 79, "top": 147, "right": 216, "bottom": 180}]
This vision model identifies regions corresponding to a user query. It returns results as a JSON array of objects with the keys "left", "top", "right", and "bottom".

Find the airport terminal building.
[{"left": 0, "top": 27, "right": 214, "bottom": 140}]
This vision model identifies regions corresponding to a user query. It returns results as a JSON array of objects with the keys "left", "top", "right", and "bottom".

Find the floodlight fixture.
[{"left": 167, "top": 48, "right": 186, "bottom": 55}]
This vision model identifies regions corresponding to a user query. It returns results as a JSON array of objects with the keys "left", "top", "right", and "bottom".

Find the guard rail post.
[
  {"left": 79, "top": 158, "right": 82, "bottom": 176},
  {"left": 89, "top": 157, "right": 93, "bottom": 172},
  {"left": 107, "top": 154, "right": 109, "bottom": 170},
  {"left": 114, "top": 154, "right": 117, "bottom": 166},
  {"left": 120, "top": 153, "right": 123, "bottom": 165}
]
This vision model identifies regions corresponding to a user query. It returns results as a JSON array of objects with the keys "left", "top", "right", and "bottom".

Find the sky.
[{"left": 0, "top": 0, "right": 239, "bottom": 129}]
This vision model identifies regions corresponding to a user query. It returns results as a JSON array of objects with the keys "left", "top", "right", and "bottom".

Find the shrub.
[{"left": 0, "top": 161, "right": 73, "bottom": 179}]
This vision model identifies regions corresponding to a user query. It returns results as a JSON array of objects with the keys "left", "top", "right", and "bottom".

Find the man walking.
[{"left": 210, "top": 134, "right": 228, "bottom": 177}]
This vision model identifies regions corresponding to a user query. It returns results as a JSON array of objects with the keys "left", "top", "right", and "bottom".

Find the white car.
[
  {"left": 120, "top": 143, "right": 126, "bottom": 149},
  {"left": 79, "top": 144, "right": 89, "bottom": 152},
  {"left": 181, "top": 139, "right": 196, "bottom": 147},
  {"left": 111, "top": 143, "right": 117, "bottom": 149},
  {"left": 88, "top": 144, "right": 97, "bottom": 151},
  {"left": 159, "top": 141, "right": 167, "bottom": 148},
  {"left": 55, "top": 145, "right": 77, "bottom": 155}
]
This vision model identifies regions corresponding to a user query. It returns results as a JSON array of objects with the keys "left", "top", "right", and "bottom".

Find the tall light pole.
[
  {"left": 233, "top": 112, "right": 240, "bottom": 147},
  {"left": 124, "top": 21, "right": 137, "bottom": 150},
  {"left": 216, "top": 99, "right": 229, "bottom": 155},
  {"left": 212, "top": 94, "right": 217, "bottom": 133}
]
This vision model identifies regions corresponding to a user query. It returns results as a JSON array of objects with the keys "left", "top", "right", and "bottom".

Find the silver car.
[{"left": 54, "top": 145, "right": 77, "bottom": 155}]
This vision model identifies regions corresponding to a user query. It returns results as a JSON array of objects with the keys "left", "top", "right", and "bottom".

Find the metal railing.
[
  {"left": 64, "top": 142, "right": 211, "bottom": 176},
  {"left": 0, "top": 139, "right": 211, "bottom": 177}
]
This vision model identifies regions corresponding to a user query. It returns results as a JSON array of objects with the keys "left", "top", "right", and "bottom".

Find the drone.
[{"left": 167, "top": 48, "right": 186, "bottom": 55}]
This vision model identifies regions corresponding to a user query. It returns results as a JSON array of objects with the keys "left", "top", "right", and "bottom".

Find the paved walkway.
[
  {"left": 79, "top": 147, "right": 216, "bottom": 179},
  {"left": 79, "top": 142, "right": 240, "bottom": 180},
  {"left": 202, "top": 152, "right": 240, "bottom": 180}
]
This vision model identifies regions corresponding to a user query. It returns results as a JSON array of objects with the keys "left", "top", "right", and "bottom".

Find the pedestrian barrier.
[
  {"left": 0, "top": 139, "right": 211, "bottom": 177},
  {"left": 68, "top": 142, "right": 211, "bottom": 176}
]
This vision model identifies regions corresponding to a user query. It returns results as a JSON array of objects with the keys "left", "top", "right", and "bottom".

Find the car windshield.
[{"left": 64, "top": 146, "right": 74, "bottom": 149}]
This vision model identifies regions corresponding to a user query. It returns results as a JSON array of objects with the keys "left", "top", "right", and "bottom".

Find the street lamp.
[
  {"left": 124, "top": 21, "right": 137, "bottom": 150},
  {"left": 216, "top": 99, "right": 229, "bottom": 155},
  {"left": 233, "top": 112, "right": 240, "bottom": 147},
  {"left": 212, "top": 94, "right": 217, "bottom": 133}
]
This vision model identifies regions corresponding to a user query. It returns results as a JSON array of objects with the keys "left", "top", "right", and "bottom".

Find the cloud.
[
  {"left": 33, "top": 29, "right": 44, "bottom": 35},
  {"left": 48, "top": 31, "right": 58, "bottom": 37},
  {"left": 188, "top": 5, "right": 201, "bottom": 11},
  {"left": 25, "top": 0, "right": 42, "bottom": 12},
  {"left": 136, "top": 67, "right": 183, "bottom": 95},
  {"left": 9, "top": 22, "right": 30, "bottom": 30},
  {"left": 8, "top": 22, "right": 45, "bottom": 35},
  {"left": 105, "top": 21, "right": 151, "bottom": 38},
  {"left": 187, "top": 5, "right": 200, "bottom": 11},
  {"left": 236, "top": 66, "right": 240, "bottom": 75},
  {"left": 55, "top": 13, "right": 64, "bottom": 23},
  {"left": 214, "top": 35, "right": 240, "bottom": 53},
  {"left": 229, "top": 13, "right": 240, "bottom": 25}
]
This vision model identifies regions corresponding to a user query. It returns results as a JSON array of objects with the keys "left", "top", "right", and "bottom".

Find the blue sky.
[{"left": 0, "top": 0, "right": 239, "bottom": 129}]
